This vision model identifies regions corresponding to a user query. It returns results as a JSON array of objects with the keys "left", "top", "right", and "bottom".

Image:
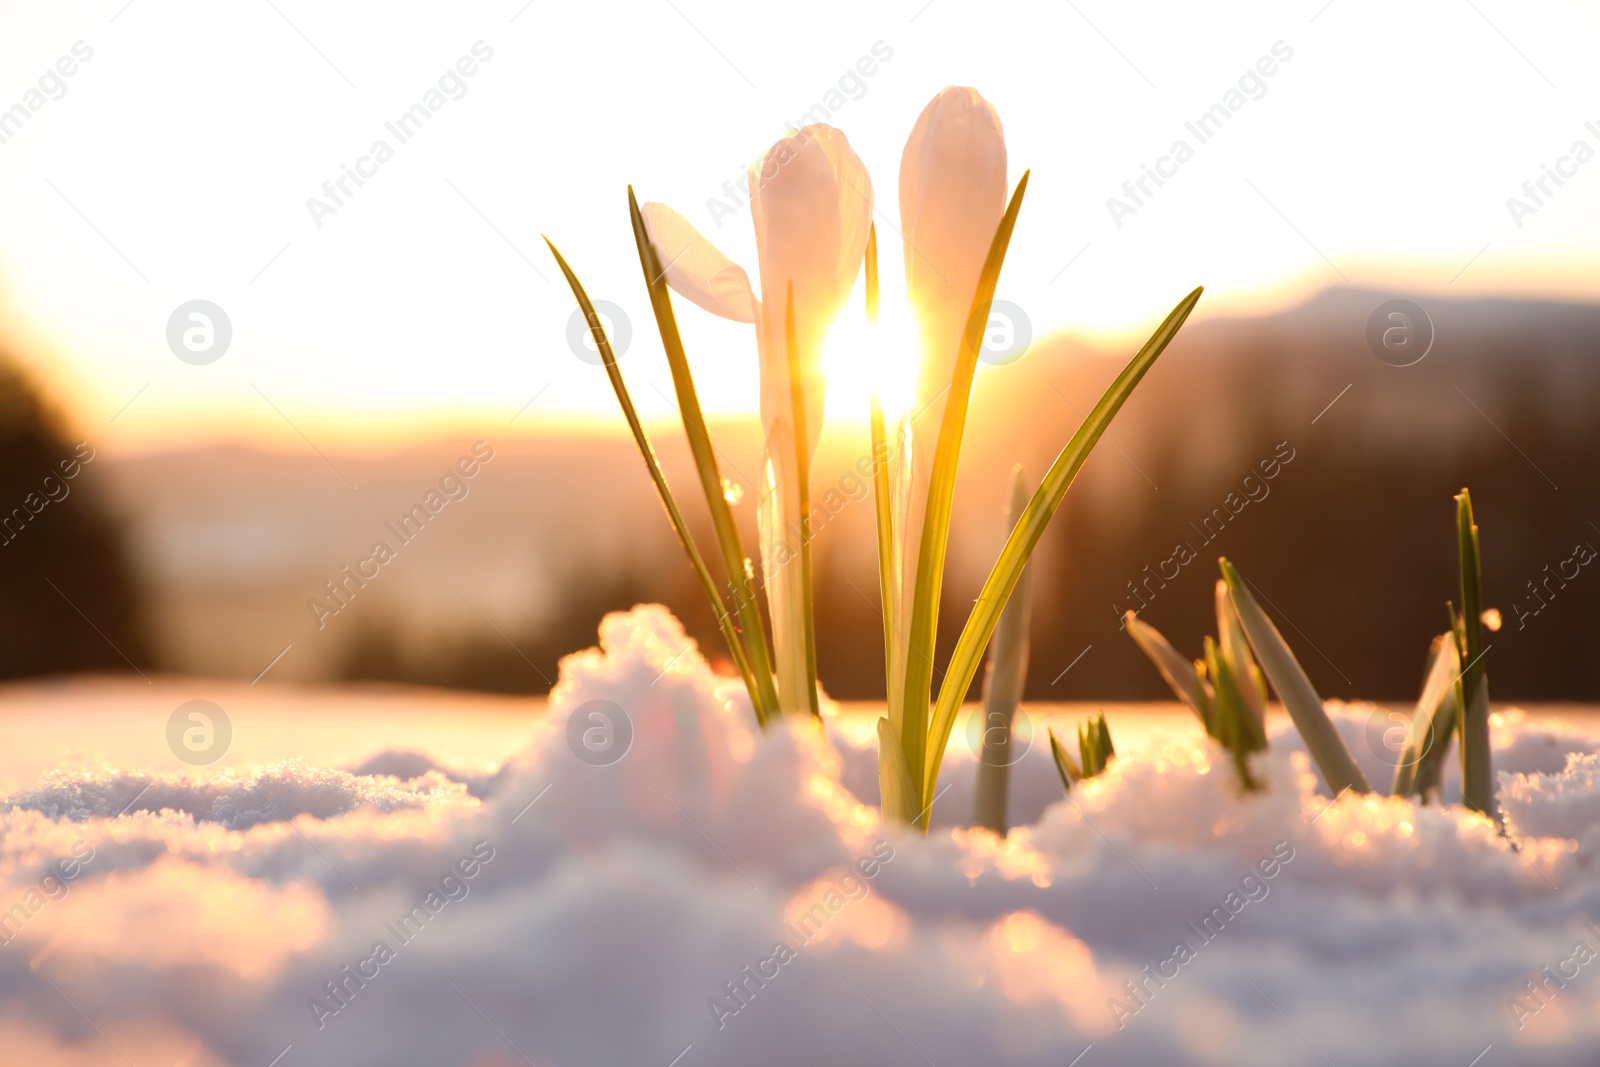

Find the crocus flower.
[
  {"left": 900, "top": 86, "right": 1008, "bottom": 422},
  {"left": 887, "top": 87, "right": 1008, "bottom": 727},
  {"left": 639, "top": 124, "right": 873, "bottom": 714}
]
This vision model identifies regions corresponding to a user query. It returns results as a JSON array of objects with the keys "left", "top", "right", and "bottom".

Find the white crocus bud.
[
  {"left": 640, "top": 124, "right": 871, "bottom": 716},
  {"left": 899, "top": 86, "right": 1007, "bottom": 419},
  {"left": 889, "top": 88, "right": 1008, "bottom": 736},
  {"left": 750, "top": 124, "right": 873, "bottom": 457},
  {"left": 749, "top": 125, "right": 872, "bottom": 714}
]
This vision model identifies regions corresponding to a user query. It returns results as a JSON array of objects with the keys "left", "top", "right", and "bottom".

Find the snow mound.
[
  {"left": 346, "top": 749, "right": 501, "bottom": 798},
  {"left": 3, "top": 761, "right": 474, "bottom": 829},
  {"left": 1, "top": 604, "right": 1598, "bottom": 1066}
]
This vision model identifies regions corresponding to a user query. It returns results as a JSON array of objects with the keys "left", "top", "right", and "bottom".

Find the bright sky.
[{"left": 1, "top": 0, "right": 1597, "bottom": 454}]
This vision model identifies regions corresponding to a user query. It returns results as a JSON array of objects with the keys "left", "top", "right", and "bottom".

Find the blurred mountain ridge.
[{"left": 67, "top": 286, "right": 1600, "bottom": 698}]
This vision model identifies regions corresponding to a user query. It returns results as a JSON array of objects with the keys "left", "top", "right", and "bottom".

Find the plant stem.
[
  {"left": 1396, "top": 632, "right": 1458, "bottom": 801},
  {"left": 1220, "top": 557, "right": 1371, "bottom": 797},
  {"left": 866, "top": 226, "right": 905, "bottom": 809},
  {"left": 972, "top": 466, "right": 1033, "bottom": 835},
  {"left": 785, "top": 284, "right": 820, "bottom": 717},
  {"left": 1454, "top": 489, "right": 1495, "bottom": 820},
  {"left": 921, "top": 286, "right": 1203, "bottom": 823},
  {"left": 546, "top": 238, "right": 762, "bottom": 713},
  {"left": 901, "top": 173, "right": 1031, "bottom": 821},
  {"left": 627, "top": 190, "right": 780, "bottom": 723}
]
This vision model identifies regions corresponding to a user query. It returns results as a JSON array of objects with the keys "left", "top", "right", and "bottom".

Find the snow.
[{"left": 2, "top": 604, "right": 1599, "bottom": 1065}]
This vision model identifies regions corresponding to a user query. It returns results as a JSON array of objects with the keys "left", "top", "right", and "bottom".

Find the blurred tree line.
[
  {"left": 0, "top": 357, "right": 150, "bottom": 679},
  {"left": 338, "top": 291, "right": 1600, "bottom": 703},
  {"left": 5, "top": 290, "right": 1596, "bottom": 703}
]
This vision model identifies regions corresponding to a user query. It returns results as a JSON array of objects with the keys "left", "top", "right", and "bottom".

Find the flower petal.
[
  {"left": 748, "top": 125, "right": 873, "bottom": 453},
  {"left": 639, "top": 202, "right": 758, "bottom": 324},
  {"left": 745, "top": 125, "right": 872, "bottom": 713},
  {"left": 809, "top": 125, "right": 876, "bottom": 298},
  {"left": 899, "top": 87, "right": 1008, "bottom": 409}
]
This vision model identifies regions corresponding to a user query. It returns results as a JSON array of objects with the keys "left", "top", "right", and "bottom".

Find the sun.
[{"left": 819, "top": 283, "right": 920, "bottom": 427}]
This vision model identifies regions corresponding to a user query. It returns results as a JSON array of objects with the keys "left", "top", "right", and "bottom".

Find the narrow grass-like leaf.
[
  {"left": 866, "top": 226, "right": 897, "bottom": 699},
  {"left": 1391, "top": 635, "right": 1443, "bottom": 797},
  {"left": 1219, "top": 557, "right": 1371, "bottom": 796},
  {"left": 1049, "top": 726, "right": 1083, "bottom": 792},
  {"left": 1076, "top": 713, "right": 1116, "bottom": 777},
  {"left": 1413, "top": 630, "right": 1461, "bottom": 801},
  {"left": 920, "top": 286, "right": 1204, "bottom": 817},
  {"left": 1126, "top": 600, "right": 1264, "bottom": 791},
  {"left": 1206, "top": 636, "right": 1266, "bottom": 791},
  {"left": 627, "top": 190, "right": 780, "bottom": 724},
  {"left": 1125, "top": 611, "right": 1210, "bottom": 722},
  {"left": 1416, "top": 691, "right": 1459, "bottom": 802},
  {"left": 1193, "top": 660, "right": 1216, "bottom": 738},
  {"left": 1204, "top": 637, "right": 1234, "bottom": 751},
  {"left": 1213, "top": 587, "right": 1269, "bottom": 758},
  {"left": 785, "top": 284, "right": 820, "bottom": 718},
  {"left": 546, "top": 237, "right": 763, "bottom": 718},
  {"left": 972, "top": 466, "right": 1034, "bottom": 834},
  {"left": 1394, "top": 632, "right": 1459, "bottom": 799},
  {"left": 877, "top": 717, "right": 918, "bottom": 822},
  {"left": 1454, "top": 489, "right": 1494, "bottom": 819},
  {"left": 900, "top": 172, "right": 1031, "bottom": 803},
  {"left": 1216, "top": 579, "right": 1267, "bottom": 728}
]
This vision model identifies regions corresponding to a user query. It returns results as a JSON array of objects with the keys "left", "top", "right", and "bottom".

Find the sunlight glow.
[
  {"left": 820, "top": 286, "right": 919, "bottom": 426},
  {"left": 1, "top": 3, "right": 1597, "bottom": 454}
]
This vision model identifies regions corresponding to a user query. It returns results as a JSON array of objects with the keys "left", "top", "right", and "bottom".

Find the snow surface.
[{"left": 2, "top": 605, "right": 1599, "bottom": 1066}]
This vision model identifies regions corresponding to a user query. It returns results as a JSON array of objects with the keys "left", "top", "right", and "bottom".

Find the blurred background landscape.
[
  {"left": 1, "top": 5, "right": 1599, "bottom": 1063},
  {"left": 5, "top": 284, "right": 1595, "bottom": 702},
  {"left": 2, "top": 0, "right": 1597, "bottom": 709}
]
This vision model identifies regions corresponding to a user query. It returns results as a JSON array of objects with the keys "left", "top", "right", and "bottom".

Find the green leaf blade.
[
  {"left": 1454, "top": 489, "right": 1494, "bottom": 819},
  {"left": 865, "top": 225, "right": 898, "bottom": 700},
  {"left": 626, "top": 190, "right": 781, "bottom": 724},
  {"left": 972, "top": 466, "right": 1034, "bottom": 835},
  {"left": 920, "top": 285, "right": 1204, "bottom": 811},
  {"left": 1125, "top": 611, "right": 1209, "bottom": 722},
  {"left": 546, "top": 236, "right": 764, "bottom": 719},
  {"left": 901, "top": 172, "right": 1031, "bottom": 813},
  {"left": 784, "top": 283, "right": 821, "bottom": 718},
  {"left": 1049, "top": 726, "right": 1083, "bottom": 792},
  {"left": 1395, "top": 632, "right": 1459, "bottom": 799},
  {"left": 877, "top": 717, "right": 918, "bottom": 824},
  {"left": 1219, "top": 558, "right": 1371, "bottom": 796}
]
